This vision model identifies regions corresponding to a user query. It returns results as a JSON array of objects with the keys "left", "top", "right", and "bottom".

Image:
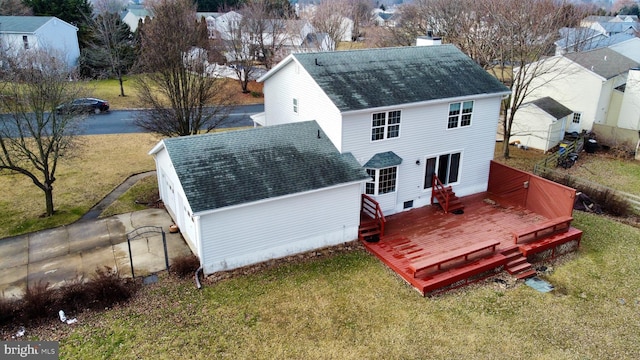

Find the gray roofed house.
[
  {"left": 0, "top": 16, "right": 80, "bottom": 67},
  {"left": 566, "top": 47, "right": 639, "bottom": 79},
  {"left": 283, "top": 45, "right": 509, "bottom": 112},
  {"left": 160, "top": 121, "right": 369, "bottom": 213}
]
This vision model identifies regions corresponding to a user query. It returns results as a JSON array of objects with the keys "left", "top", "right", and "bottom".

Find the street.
[{"left": 79, "top": 104, "right": 263, "bottom": 135}]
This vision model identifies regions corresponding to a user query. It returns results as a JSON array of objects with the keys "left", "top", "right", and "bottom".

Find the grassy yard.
[
  {"left": 4, "top": 133, "right": 640, "bottom": 357},
  {"left": 18, "top": 211, "right": 633, "bottom": 359},
  {"left": 89, "top": 76, "right": 264, "bottom": 110},
  {"left": 0, "top": 134, "right": 160, "bottom": 238}
]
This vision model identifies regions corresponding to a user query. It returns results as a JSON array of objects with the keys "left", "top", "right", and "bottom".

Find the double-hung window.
[
  {"left": 365, "top": 167, "right": 397, "bottom": 195},
  {"left": 423, "top": 152, "right": 461, "bottom": 189},
  {"left": 448, "top": 101, "right": 473, "bottom": 129},
  {"left": 293, "top": 98, "right": 299, "bottom": 114},
  {"left": 572, "top": 112, "right": 581, "bottom": 124},
  {"left": 371, "top": 110, "right": 401, "bottom": 141}
]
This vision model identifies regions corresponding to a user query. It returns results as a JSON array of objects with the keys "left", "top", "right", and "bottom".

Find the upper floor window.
[
  {"left": 448, "top": 101, "right": 473, "bottom": 129},
  {"left": 371, "top": 110, "right": 401, "bottom": 141},
  {"left": 293, "top": 98, "right": 298, "bottom": 114},
  {"left": 22, "top": 36, "right": 29, "bottom": 50},
  {"left": 365, "top": 167, "right": 397, "bottom": 195}
]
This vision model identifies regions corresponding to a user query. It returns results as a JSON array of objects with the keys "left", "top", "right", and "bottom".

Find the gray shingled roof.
[
  {"left": 566, "top": 47, "right": 639, "bottom": 79},
  {"left": 161, "top": 121, "right": 369, "bottom": 213},
  {"left": 530, "top": 97, "right": 573, "bottom": 119},
  {"left": 292, "top": 45, "right": 510, "bottom": 112},
  {"left": 0, "top": 16, "right": 56, "bottom": 33},
  {"left": 363, "top": 151, "right": 403, "bottom": 168}
]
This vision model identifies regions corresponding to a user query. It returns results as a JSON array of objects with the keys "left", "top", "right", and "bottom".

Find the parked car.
[{"left": 57, "top": 98, "right": 110, "bottom": 114}]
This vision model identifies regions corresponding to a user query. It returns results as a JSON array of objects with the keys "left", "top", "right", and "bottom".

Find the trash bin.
[{"left": 585, "top": 139, "right": 597, "bottom": 153}]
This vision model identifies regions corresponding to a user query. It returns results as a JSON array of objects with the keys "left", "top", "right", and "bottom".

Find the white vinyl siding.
[
  {"left": 262, "top": 59, "right": 344, "bottom": 151},
  {"left": 343, "top": 96, "right": 502, "bottom": 215},
  {"left": 198, "top": 183, "right": 363, "bottom": 274}
]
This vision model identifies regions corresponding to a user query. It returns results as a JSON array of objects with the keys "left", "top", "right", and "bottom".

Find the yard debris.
[
  {"left": 573, "top": 192, "right": 603, "bottom": 214},
  {"left": 12, "top": 326, "right": 25, "bottom": 338},
  {"left": 525, "top": 277, "right": 554, "bottom": 293},
  {"left": 58, "top": 310, "right": 77, "bottom": 324}
]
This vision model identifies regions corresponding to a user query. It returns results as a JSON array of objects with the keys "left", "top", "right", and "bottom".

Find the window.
[
  {"left": 371, "top": 110, "right": 401, "bottom": 141},
  {"left": 423, "top": 152, "right": 461, "bottom": 189},
  {"left": 448, "top": 101, "right": 474, "bottom": 129},
  {"left": 293, "top": 98, "right": 298, "bottom": 114},
  {"left": 572, "top": 112, "right": 581, "bottom": 124},
  {"left": 22, "top": 35, "right": 29, "bottom": 50},
  {"left": 365, "top": 167, "right": 397, "bottom": 195}
]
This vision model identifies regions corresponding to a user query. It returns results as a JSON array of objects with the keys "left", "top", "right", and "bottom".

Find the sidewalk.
[{"left": 0, "top": 209, "right": 193, "bottom": 299}]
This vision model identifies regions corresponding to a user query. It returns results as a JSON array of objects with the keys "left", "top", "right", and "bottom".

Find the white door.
[{"left": 567, "top": 112, "right": 582, "bottom": 133}]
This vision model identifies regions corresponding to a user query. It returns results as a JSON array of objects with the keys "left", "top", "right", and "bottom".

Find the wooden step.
[
  {"left": 515, "top": 269, "right": 537, "bottom": 279},
  {"left": 507, "top": 257, "right": 528, "bottom": 268},
  {"left": 507, "top": 262, "right": 532, "bottom": 274}
]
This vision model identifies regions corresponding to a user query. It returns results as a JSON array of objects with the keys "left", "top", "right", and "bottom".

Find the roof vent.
[{"left": 317, "top": 129, "right": 321, "bottom": 139}]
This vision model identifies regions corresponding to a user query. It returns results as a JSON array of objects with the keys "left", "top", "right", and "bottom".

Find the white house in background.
[
  {"left": 509, "top": 97, "right": 574, "bottom": 152},
  {"left": 609, "top": 37, "right": 640, "bottom": 63},
  {"left": 121, "top": 4, "right": 152, "bottom": 32},
  {"left": 0, "top": 16, "right": 79, "bottom": 68},
  {"left": 518, "top": 47, "right": 638, "bottom": 134},
  {"left": 255, "top": 45, "right": 510, "bottom": 215},
  {"left": 149, "top": 121, "right": 369, "bottom": 274}
]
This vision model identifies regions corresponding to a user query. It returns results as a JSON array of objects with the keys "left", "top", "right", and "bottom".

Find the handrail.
[
  {"left": 361, "top": 194, "right": 386, "bottom": 236},
  {"left": 431, "top": 175, "right": 450, "bottom": 213}
]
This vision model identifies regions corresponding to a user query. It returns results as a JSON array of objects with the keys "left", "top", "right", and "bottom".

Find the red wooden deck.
[{"left": 361, "top": 192, "right": 582, "bottom": 296}]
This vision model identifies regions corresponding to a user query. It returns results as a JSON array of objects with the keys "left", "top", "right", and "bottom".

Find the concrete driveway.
[{"left": 0, "top": 209, "right": 193, "bottom": 299}]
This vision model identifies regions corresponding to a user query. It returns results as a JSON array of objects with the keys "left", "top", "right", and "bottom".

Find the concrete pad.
[
  {"left": 104, "top": 217, "right": 127, "bottom": 246},
  {"left": 113, "top": 235, "right": 169, "bottom": 278},
  {"left": 29, "top": 226, "right": 70, "bottom": 262},
  {"left": 28, "top": 254, "right": 83, "bottom": 289},
  {"left": 0, "top": 264, "right": 27, "bottom": 298},
  {"left": 0, "top": 234, "right": 29, "bottom": 270},
  {"left": 129, "top": 209, "right": 174, "bottom": 230},
  {"left": 68, "top": 220, "right": 113, "bottom": 253},
  {"left": 79, "top": 247, "right": 119, "bottom": 279}
]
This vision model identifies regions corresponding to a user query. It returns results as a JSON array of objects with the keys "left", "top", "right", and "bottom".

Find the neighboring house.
[
  {"left": 121, "top": 4, "right": 152, "bottom": 32},
  {"left": 509, "top": 97, "right": 574, "bottom": 152},
  {"left": 301, "top": 32, "right": 334, "bottom": 52},
  {"left": 255, "top": 44, "right": 510, "bottom": 216},
  {"left": 149, "top": 121, "right": 370, "bottom": 275},
  {"left": 0, "top": 16, "right": 79, "bottom": 68},
  {"left": 554, "top": 27, "right": 631, "bottom": 55},
  {"left": 512, "top": 47, "right": 640, "bottom": 150},
  {"left": 608, "top": 37, "right": 640, "bottom": 63}
]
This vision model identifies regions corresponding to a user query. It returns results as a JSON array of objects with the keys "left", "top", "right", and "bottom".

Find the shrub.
[
  {"left": 57, "top": 277, "right": 92, "bottom": 313},
  {"left": 170, "top": 255, "right": 200, "bottom": 279},
  {"left": 250, "top": 91, "right": 263, "bottom": 98},
  {"left": 22, "top": 281, "right": 55, "bottom": 320},
  {"left": 0, "top": 297, "right": 18, "bottom": 326},
  {"left": 84, "top": 267, "right": 138, "bottom": 309},
  {"left": 588, "top": 188, "right": 631, "bottom": 217}
]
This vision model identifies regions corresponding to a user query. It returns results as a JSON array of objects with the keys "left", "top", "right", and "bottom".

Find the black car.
[{"left": 57, "top": 98, "right": 110, "bottom": 114}]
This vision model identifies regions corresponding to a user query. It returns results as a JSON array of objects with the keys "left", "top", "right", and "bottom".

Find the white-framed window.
[
  {"left": 293, "top": 98, "right": 298, "bottom": 114},
  {"left": 371, "top": 110, "right": 401, "bottom": 141},
  {"left": 365, "top": 167, "right": 398, "bottom": 195},
  {"left": 423, "top": 152, "right": 461, "bottom": 189},
  {"left": 448, "top": 101, "right": 474, "bottom": 129},
  {"left": 22, "top": 36, "right": 29, "bottom": 50},
  {"left": 572, "top": 112, "right": 581, "bottom": 124}
]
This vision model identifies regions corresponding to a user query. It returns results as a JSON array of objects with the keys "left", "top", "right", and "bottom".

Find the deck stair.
[
  {"left": 359, "top": 194, "right": 386, "bottom": 241},
  {"left": 431, "top": 176, "right": 464, "bottom": 213},
  {"left": 502, "top": 246, "right": 536, "bottom": 279}
]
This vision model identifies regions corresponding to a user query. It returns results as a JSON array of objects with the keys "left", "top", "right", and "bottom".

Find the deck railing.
[
  {"left": 361, "top": 194, "right": 386, "bottom": 236},
  {"left": 431, "top": 175, "right": 450, "bottom": 212}
]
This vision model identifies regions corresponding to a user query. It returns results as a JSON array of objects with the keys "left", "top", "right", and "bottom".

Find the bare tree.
[
  {"left": 0, "top": 0, "right": 32, "bottom": 15},
  {"left": 216, "top": 9, "right": 259, "bottom": 93},
  {"left": 308, "top": 0, "right": 350, "bottom": 50},
  {"left": 241, "top": 0, "right": 292, "bottom": 70},
  {"left": 478, "top": 0, "right": 587, "bottom": 158},
  {"left": 134, "top": 0, "right": 233, "bottom": 136},
  {"left": 0, "top": 49, "right": 84, "bottom": 216}
]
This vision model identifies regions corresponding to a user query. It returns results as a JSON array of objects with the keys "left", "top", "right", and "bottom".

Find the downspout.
[{"left": 195, "top": 266, "right": 203, "bottom": 289}]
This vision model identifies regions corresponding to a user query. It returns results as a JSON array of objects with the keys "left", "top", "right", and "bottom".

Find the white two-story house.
[
  {"left": 255, "top": 44, "right": 510, "bottom": 215},
  {"left": 0, "top": 16, "right": 80, "bottom": 68}
]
